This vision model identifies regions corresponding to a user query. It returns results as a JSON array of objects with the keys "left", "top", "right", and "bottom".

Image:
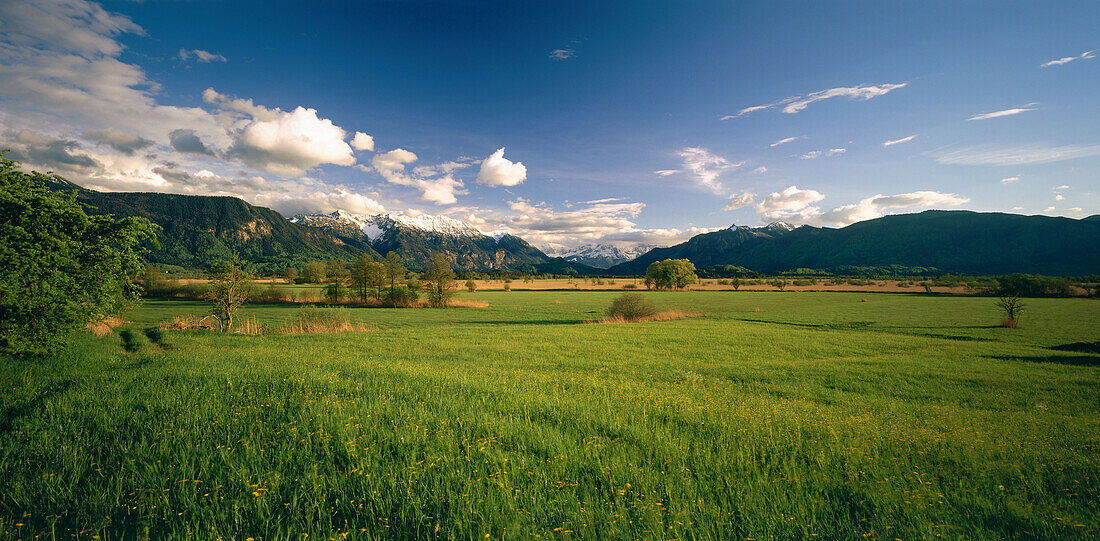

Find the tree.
[
  {"left": 996, "top": 295, "right": 1025, "bottom": 327},
  {"left": 283, "top": 266, "right": 299, "bottom": 283},
  {"left": 349, "top": 255, "right": 385, "bottom": 302},
  {"left": 729, "top": 276, "right": 741, "bottom": 291},
  {"left": 204, "top": 257, "right": 253, "bottom": 332},
  {"left": 301, "top": 261, "right": 326, "bottom": 283},
  {"left": 324, "top": 260, "right": 349, "bottom": 302},
  {"left": 1, "top": 157, "right": 159, "bottom": 356},
  {"left": 466, "top": 279, "right": 478, "bottom": 292},
  {"left": 769, "top": 278, "right": 788, "bottom": 291},
  {"left": 423, "top": 254, "right": 457, "bottom": 307},
  {"left": 383, "top": 252, "right": 406, "bottom": 294},
  {"left": 644, "top": 259, "right": 697, "bottom": 290}
]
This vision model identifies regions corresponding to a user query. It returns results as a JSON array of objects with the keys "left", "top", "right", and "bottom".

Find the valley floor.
[{"left": 1, "top": 292, "right": 1097, "bottom": 539}]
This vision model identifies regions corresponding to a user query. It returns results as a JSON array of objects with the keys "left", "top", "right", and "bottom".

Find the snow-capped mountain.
[
  {"left": 558, "top": 243, "right": 659, "bottom": 269},
  {"left": 289, "top": 210, "right": 551, "bottom": 271}
]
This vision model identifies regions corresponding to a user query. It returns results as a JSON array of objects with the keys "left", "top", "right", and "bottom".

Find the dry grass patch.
[
  {"left": 281, "top": 307, "right": 373, "bottom": 334},
  {"left": 159, "top": 314, "right": 218, "bottom": 331},
  {"left": 86, "top": 315, "right": 125, "bottom": 337},
  {"left": 595, "top": 309, "right": 701, "bottom": 324}
]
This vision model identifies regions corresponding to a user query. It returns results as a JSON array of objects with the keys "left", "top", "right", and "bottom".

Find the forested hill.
[
  {"left": 609, "top": 210, "right": 1100, "bottom": 276},
  {"left": 44, "top": 180, "right": 378, "bottom": 272}
]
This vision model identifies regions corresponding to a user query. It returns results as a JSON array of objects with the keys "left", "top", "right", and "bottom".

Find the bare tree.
[
  {"left": 204, "top": 257, "right": 253, "bottom": 332},
  {"left": 996, "top": 294, "right": 1025, "bottom": 327}
]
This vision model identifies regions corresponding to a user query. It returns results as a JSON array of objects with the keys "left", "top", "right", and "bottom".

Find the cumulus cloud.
[
  {"left": 178, "top": 48, "right": 227, "bottom": 63},
  {"left": 169, "top": 129, "right": 215, "bottom": 156},
  {"left": 883, "top": 135, "right": 917, "bottom": 146},
  {"left": 770, "top": 136, "right": 803, "bottom": 147},
  {"left": 930, "top": 144, "right": 1100, "bottom": 166},
  {"left": 754, "top": 186, "right": 825, "bottom": 220},
  {"left": 371, "top": 149, "right": 468, "bottom": 205},
  {"left": 83, "top": 128, "right": 154, "bottom": 155},
  {"left": 476, "top": 147, "right": 527, "bottom": 186},
  {"left": 968, "top": 104, "right": 1037, "bottom": 121},
  {"left": 1041, "top": 50, "right": 1096, "bottom": 68},
  {"left": 676, "top": 147, "right": 742, "bottom": 192},
  {"left": 723, "top": 192, "right": 755, "bottom": 211},
  {"left": 351, "top": 132, "right": 374, "bottom": 152},
  {"left": 224, "top": 100, "right": 356, "bottom": 175},
  {"left": 723, "top": 83, "right": 907, "bottom": 119}
]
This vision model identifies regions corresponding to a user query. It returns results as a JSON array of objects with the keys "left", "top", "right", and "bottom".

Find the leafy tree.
[
  {"left": 325, "top": 260, "right": 349, "bottom": 302},
  {"left": 769, "top": 278, "right": 788, "bottom": 291},
  {"left": 383, "top": 252, "right": 406, "bottom": 295},
  {"left": 730, "top": 276, "right": 741, "bottom": 291},
  {"left": 283, "top": 266, "right": 299, "bottom": 283},
  {"left": 423, "top": 254, "right": 457, "bottom": 307},
  {"left": 349, "top": 255, "right": 385, "bottom": 302},
  {"left": 466, "top": 279, "right": 478, "bottom": 292},
  {"left": 0, "top": 157, "right": 159, "bottom": 356},
  {"left": 301, "top": 261, "right": 326, "bottom": 284},
  {"left": 644, "top": 259, "right": 697, "bottom": 290},
  {"left": 204, "top": 257, "right": 253, "bottom": 332}
]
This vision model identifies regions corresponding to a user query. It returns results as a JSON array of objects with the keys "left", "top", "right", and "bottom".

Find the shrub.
[
  {"left": 118, "top": 329, "right": 146, "bottom": 352},
  {"left": 465, "top": 280, "right": 477, "bottom": 292},
  {"left": 622, "top": 283, "right": 638, "bottom": 289},
  {"left": 606, "top": 293, "right": 659, "bottom": 321},
  {"left": 384, "top": 286, "right": 420, "bottom": 307},
  {"left": 159, "top": 314, "right": 218, "bottom": 331}
]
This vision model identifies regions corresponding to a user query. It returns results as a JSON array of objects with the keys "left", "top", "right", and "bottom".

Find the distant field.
[{"left": 1, "top": 291, "right": 1097, "bottom": 539}]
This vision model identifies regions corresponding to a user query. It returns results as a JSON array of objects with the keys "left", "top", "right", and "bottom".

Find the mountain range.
[
  {"left": 40, "top": 175, "right": 1100, "bottom": 276},
  {"left": 607, "top": 211, "right": 1100, "bottom": 276}
]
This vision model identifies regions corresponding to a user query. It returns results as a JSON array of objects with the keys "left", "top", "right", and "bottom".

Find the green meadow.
[{"left": 1, "top": 291, "right": 1097, "bottom": 539}]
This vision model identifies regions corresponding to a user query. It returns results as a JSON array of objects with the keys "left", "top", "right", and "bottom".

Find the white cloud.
[
  {"left": 1055, "top": 194, "right": 1065, "bottom": 201},
  {"left": 724, "top": 83, "right": 907, "bottom": 119},
  {"left": 1067, "top": 207, "right": 1083, "bottom": 212},
  {"left": 1054, "top": 185, "right": 1069, "bottom": 190},
  {"left": 1000, "top": 177, "right": 1020, "bottom": 184},
  {"left": 813, "top": 191, "right": 969, "bottom": 227},
  {"left": 930, "top": 144, "right": 1100, "bottom": 166},
  {"left": 753, "top": 166, "right": 767, "bottom": 174},
  {"left": 723, "top": 192, "right": 755, "bottom": 211},
  {"left": 1040, "top": 50, "right": 1096, "bottom": 68},
  {"left": 178, "top": 48, "right": 226, "bottom": 63},
  {"left": 754, "top": 186, "right": 825, "bottom": 221},
  {"left": 883, "top": 134, "right": 917, "bottom": 146},
  {"left": 653, "top": 169, "right": 679, "bottom": 176},
  {"left": 371, "top": 149, "right": 468, "bottom": 205},
  {"left": 83, "top": 128, "right": 153, "bottom": 155},
  {"left": 770, "top": 136, "right": 802, "bottom": 147},
  {"left": 549, "top": 48, "right": 576, "bottom": 60},
  {"left": 476, "top": 147, "right": 527, "bottom": 186},
  {"left": 351, "top": 132, "right": 374, "bottom": 152},
  {"left": 676, "top": 147, "right": 742, "bottom": 192},
  {"left": 800, "top": 148, "right": 845, "bottom": 160},
  {"left": 1042, "top": 206, "right": 1055, "bottom": 212},
  {"left": 968, "top": 104, "right": 1036, "bottom": 121}
]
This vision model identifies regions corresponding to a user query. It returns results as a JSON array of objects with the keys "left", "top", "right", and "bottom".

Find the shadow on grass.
[
  {"left": 988, "top": 354, "right": 1100, "bottom": 367},
  {"left": 0, "top": 380, "right": 73, "bottom": 434}
]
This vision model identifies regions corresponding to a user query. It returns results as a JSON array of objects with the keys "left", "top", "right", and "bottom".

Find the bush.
[
  {"left": 607, "top": 293, "right": 659, "bottom": 321},
  {"left": 622, "top": 283, "right": 638, "bottom": 289},
  {"left": 282, "top": 307, "right": 369, "bottom": 334},
  {"left": 384, "top": 286, "right": 419, "bottom": 307},
  {"left": 466, "top": 280, "right": 477, "bottom": 292}
]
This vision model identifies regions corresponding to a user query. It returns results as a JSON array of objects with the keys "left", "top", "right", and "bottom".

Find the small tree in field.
[
  {"left": 301, "top": 261, "right": 326, "bottom": 284},
  {"left": 730, "top": 276, "right": 741, "bottom": 291},
  {"left": 996, "top": 295, "right": 1025, "bottom": 327},
  {"left": 350, "top": 255, "right": 385, "bottom": 302},
  {"left": 466, "top": 279, "right": 477, "bottom": 292},
  {"left": 644, "top": 259, "right": 697, "bottom": 290},
  {"left": 283, "top": 266, "right": 299, "bottom": 283},
  {"left": 423, "top": 254, "right": 457, "bottom": 307},
  {"left": 204, "top": 257, "right": 252, "bottom": 332}
]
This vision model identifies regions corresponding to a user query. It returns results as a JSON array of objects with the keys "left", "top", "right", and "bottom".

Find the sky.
[{"left": 0, "top": 0, "right": 1097, "bottom": 251}]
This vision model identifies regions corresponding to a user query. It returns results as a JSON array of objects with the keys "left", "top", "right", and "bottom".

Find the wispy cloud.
[
  {"left": 1053, "top": 185, "right": 1069, "bottom": 190},
  {"left": 723, "top": 83, "right": 907, "bottom": 119},
  {"left": 930, "top": 144, "right": 1100, "bottom": 166},
  {"left": 178, "top": 48, "right": 227, "bottom": 63},
  {"left": 883, "top": 135, "right": 917, "bottom": 146},
  {"left": 549, "top": 48, "right": 576, "bottom": 60},
  {"left": 770, "top": 136, "right": 803, "bottom": 147},
  {"left": 1040, "top": 50, "right": 1096, "bottom": 68},
  {"left": 800, "top": 148, "right": 846, "bottom": 160},
  {"left": 672, "top": 147, "right": 743, "bottom": 192},
  {"left": 968, "top": 103, "right": 1036, "bottom": 121},
  {"left": 1000, "top": 177, "right": 1019, "bottom": 184}
]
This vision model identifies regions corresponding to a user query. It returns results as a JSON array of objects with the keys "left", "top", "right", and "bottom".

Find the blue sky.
[{"left": 1, "top": 0, "right": 1097, "bottom": 250}]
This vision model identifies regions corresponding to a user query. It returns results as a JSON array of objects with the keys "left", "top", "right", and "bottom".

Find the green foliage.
[
  {"left": 301, "top": 261, "right": 326, "bottom": 284},
  {"left": 383, "top": 285, "right": 419, "bottom": 307},
  {"left": 606, "top": 293, "right": 658, "bottom": 321},
  {"left": 0, "top": 157, "right": 159, "bottom": 356},
  {"left": 769, "top": 278, "right": 788, "bottom": 290},
  {"left": 349, "top": 255, "right": 385, "bottom": 301},
  {"left": 993, "top": 274, "right": 1074, "bottom": 297},
  {"left": 644, "top": 259, "right": 697, "bottom": 290},
  {"left": 465, "top": 280, "right": 478, "bottom": 292},
  {"left": 203, "top": 257, "right": 253, "bottom": 332},
  {"left": 423, "top": 254, "right": 457, "bottom": 307}
]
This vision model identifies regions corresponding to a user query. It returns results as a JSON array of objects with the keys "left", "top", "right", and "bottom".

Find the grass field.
[{"left": 1, "top": 291, "right": 1097, "bottom": 539}]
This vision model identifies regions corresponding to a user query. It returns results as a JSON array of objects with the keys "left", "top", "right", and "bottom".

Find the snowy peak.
[
  {"left": 291, "top": 210, "right": 483, "bottom": 242},
  {"left": 558, "top": 243, "right": 658, "bottom": 269},
  {"left": 731, "top": 221, "right": 796, "bottom": 235}
]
